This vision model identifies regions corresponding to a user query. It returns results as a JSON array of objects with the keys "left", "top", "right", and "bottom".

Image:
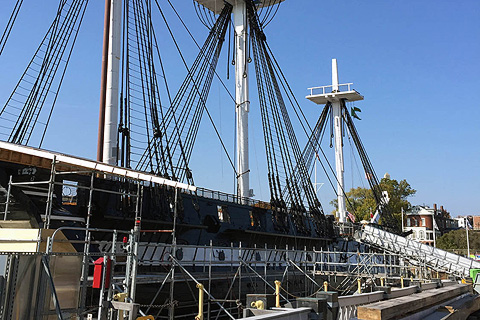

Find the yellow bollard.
[
  {"left": 195, "top": 283, "right": 204, "bottom": 320},
  {"left": 136, "top": 317, "right": 154, "bottom": 320},
  {"left": 401, "top": 276, "right": 404, "bottom": 288},
  {"left": 357, "top": 278, "right": 362, "bottom": 294},
  {"left": 114, "top": 293, "right": 128, "bottom": 301},
  {"left": 251, "top": 300, "right": 265, "bottom": 310},
  {"left": 437, "top": 271, "right": 439, "bottom": 279},
  {"left": 275, "top": 280, "right": 281, "bottom": 308},
  {"left": 380, "top": 277, "right": 384, "bottom": 287},
  {"left": 114, "top": 293, "right": 128, "bottom": 320},
  {"left": 323, "top": 281, "right": 328, "bottom": 292}
]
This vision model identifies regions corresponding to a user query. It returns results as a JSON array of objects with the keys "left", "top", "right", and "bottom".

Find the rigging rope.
[
  {"left": 168, "top": 0, "right": 235, "bottom": 103},
  {"left": 0, "top": 0, "right": 89, "bottom": 146},
  {"left": 110, "top": 0, "right": 241, "bottom": 190},
  {"left": 161, "top": 1, "right": 235, "bottom": 178},
  {"left": 341, "top": 100, "right": 397, "bottom": 230},
  {"left": 0, "top": 0, "right": 24, "bottom": 56},
  {"left": 246, "top": 0, "right": 328, "bottom": 236}
]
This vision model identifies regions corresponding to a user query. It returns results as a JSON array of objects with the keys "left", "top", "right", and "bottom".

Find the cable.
[
  {"left": 154, "top": 0, "right": 238, "bottom": 180},
  {"left": 1, "top": 0, "right": 88, "bottom": 146},
  {"left": 0, "top": 0, "right": 24, "bottom": 56},
  {"left": 167, "top": 0, "right": 235, "bottom": 103}
]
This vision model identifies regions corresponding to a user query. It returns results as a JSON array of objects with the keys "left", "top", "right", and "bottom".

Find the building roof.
[{"left": 406, "top": 205, "right": 435, "bottom": 215}]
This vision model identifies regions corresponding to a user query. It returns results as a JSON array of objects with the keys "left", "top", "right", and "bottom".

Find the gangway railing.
[{"left": 356, "top": 224, "right": 480, "bottom": 278}]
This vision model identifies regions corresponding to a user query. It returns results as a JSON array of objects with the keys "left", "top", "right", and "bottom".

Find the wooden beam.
[{"left": 357, "top": 284, "right": 470, "bottom": 320}]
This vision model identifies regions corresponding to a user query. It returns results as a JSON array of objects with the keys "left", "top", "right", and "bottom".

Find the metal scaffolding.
[
  {"left": 0, "top": 227, "right": 460, "bottom": 320},
  {"left": 0, "top": 150, "right": 469, "bottom": 319}
]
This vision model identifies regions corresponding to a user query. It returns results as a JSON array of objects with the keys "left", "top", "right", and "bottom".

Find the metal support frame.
[
  {"left": 1, "top": 255, "right": 18, "bottom": 320},
  {"left": 0, "top": 231, "right": 463, "bottom": 320},
  {"left": 170, "top": 256, "right": 236, "bottom": 320},
  {"left": 45, "top": 156, "right": 56, "bottom": 229},
  {"left": 287, "top": 258, "right": 322, "bottom": 290},
  {"left": 169, "top": 187, "right": 178, "bottom": 320},
  {"left": 3, "top": 176, "right": 12, "bottom": 221},
  {"left": 41, "top": 256, "right": 64, "bottom": 320},
  {"left": 239, "top": 257, "right": 289, "bottom": 302},
  {"left": 0, "top": 156, "right": 473, "bottom": 319},
  {"left": 80, "top": 172, "right": 95, "bottom": 315}
]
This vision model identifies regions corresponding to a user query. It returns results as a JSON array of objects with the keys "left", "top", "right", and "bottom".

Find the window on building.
[
  {"left": 419, "top": 231, "right": 425, "bottom": 240},
  {"left": 407, "top": 219, "right": 411, "bottom": 227},
  {"left": 421, "top": 218, "right": 426, "bottom": 227}
]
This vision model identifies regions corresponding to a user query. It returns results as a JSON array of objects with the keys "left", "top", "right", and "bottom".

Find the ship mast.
[
  {"left": 98, "top": 0, "right": 122, "bottom": 165},
  {"left": 306, "top": 59, "right": 364, "bottom": 223},
  {"left": 193, "top": 0, "right": 256, "bottom": 199},
  {"left": 194, "top": 0, "right": 284, "bottom": 200},
  {"left": 233, "top": 0, "right": 250, "bottom": 200},
  {"left": 331, "top": 59, "right": 347, "bottom": 222},
  {"left": 97, "top": 0, "right": 110, "bottom": 162}
]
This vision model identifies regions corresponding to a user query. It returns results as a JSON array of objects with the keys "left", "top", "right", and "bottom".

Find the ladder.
[{"left": 356, "top": 224, "right": 480, "bottom": 278}]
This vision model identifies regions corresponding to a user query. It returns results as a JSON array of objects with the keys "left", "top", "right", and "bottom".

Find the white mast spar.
[
  {"left": 306, "top": 59, "right": 364, "bottom": 223},
  {"left": 191, "top": 0, "right": 286, "bottom": 200},
  {"left": 103, "top": 0, "right": 122, "bottom": 165},
  {"left": 331, "top": 59, "right": 346, "bottom": 222},
  {"left": 233, "top": 0, "right": 250, "bottom": 200}
]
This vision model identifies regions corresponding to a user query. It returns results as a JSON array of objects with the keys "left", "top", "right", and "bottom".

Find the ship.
[
  {"left": 0, "top": 0, "right": 396, "bottom": 318},
  {"left": 0, "top": 0, "right": 346, "bottom": 250}
]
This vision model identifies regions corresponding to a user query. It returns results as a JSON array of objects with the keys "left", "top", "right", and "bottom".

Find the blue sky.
[{"left": 0, "top": 0, "right": 479, "bottom": 216}]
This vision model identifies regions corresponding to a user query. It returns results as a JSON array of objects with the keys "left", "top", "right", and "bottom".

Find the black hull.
[{"left": 0, "top": 159, "right": 335, "bottom": 249}]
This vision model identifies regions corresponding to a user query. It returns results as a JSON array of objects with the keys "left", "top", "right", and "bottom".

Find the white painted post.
[
  {"left": 233, "top": 0, "right": 250, "bottom": 201},
  {"left": 103, "top": 0, "right": 122, "bottom": 165},
  {"left": 331, "top": 59, "right": 346, "bottom": 222},
  {"left": 332, "top": 59, "right": 339, "bottom": 93},
  {"left": 401, "top": 207, "right": 404, "bottom": 233},
  {"left": 466, "top": 217, "right": 471, "bottom": 258}
]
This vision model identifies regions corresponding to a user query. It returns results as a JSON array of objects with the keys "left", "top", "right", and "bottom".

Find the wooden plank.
[
  {"left": 338, "top": 291, "right": 384, "bottom": 307},
  {"left": 420, "top": 282, "right": 439, "bottom": 291},
  {"left": 357, "top": 284, "right": 469, "bottom": 320},
  {"left": 0, "top": 149, "right": 52, "bottom": 170},
  {"left": 386, "top": 286, "right": 418, "bottom": 299},
  {"left": 424, "top": 294, "right": 480, "bottom": 320},
  {"left": 0, "top": 141, "right": 197, "bottom": 191}
]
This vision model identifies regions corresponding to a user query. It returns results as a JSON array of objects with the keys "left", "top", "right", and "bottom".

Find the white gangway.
[{"left": 357, "top": 224, "right": 480, "bottom": 278}]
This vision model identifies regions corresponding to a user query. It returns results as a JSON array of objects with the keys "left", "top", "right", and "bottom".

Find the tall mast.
[
  {"left": 306, "top": 59, "right": 363, "bottom": 223},
  {"left": 103, "top": 0, "right": 122, "bottom": 165},
  {"left": 331, "top": 59, "right": 346, "bottom": 222},
  {"left": 193, "top": 0, "right": 284, "bottom": 198},
  {"left": 233, "top": 0, "right": 250, "bottom": 200},
  {"left": 97, "top": 0, "right": 111, "bottom": 162}
]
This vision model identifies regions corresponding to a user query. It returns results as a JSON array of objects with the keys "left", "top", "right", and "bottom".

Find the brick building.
[
  {"left": 473, "top": 216, "right": 480, "bottom": 230},
  {"left": 404, "top": 204, "right": 458, "bottom": 246}
]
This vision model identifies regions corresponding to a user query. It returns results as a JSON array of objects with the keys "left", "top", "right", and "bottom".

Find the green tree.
[
  {"left": 331, "top": 177, "right": 416, "bottom": 227},
  {"left": 437, "top": 229, "right": 480, "bottom": 253},
  {"left": 330, "top": 187, "right": 376, "bottom": 221},
  {"left": 380, "top": 177, "right": 416, "bottom": 229}
]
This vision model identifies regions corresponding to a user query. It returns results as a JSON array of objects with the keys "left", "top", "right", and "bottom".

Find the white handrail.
[{"left": 307, "top": 83, "right": 354, "bottom": 95}]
